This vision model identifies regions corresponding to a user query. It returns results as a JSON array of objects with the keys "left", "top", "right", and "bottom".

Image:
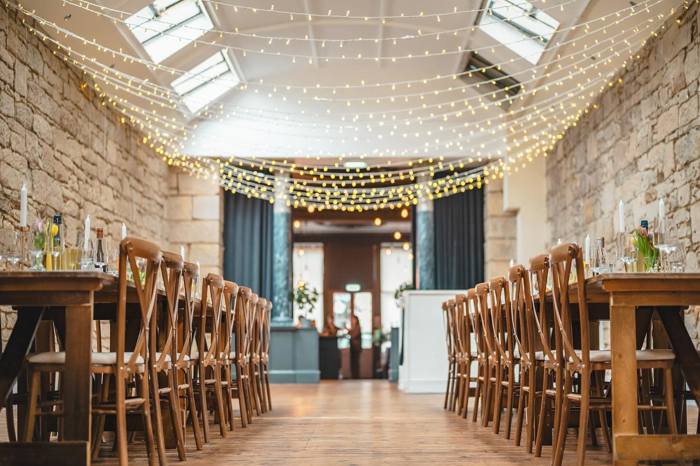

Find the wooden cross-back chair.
[
  {"left": 442, "top": 300, "right": 457, "bottom": 411},
  {"left": 233, "top": 286, "right": 254, "bottom": 426},
  {"left": 249, "top": 298, "right": 267, "bottom": 415},
  {"left": 489, "top": 276, "right": 519, "bottom": 439},
  {"left": 260, "top": 299, "right": 272, "bottom": 411},
  {"left": 24, "top": 237, "right": 161, "bottom": 466},
  {"left": 175, "top": 261, "right": 203, "bottom": 449},
  {"left": 195, "top": 272, "right": 229, "bottom": 441},
  {"left": 549, "top": 243, "right": 677, "bottom": 466},
  {"left": 220, "top": 280, "right": 239, "bottom": 431},
  {"left": 467, "top": 288, "right": 488, "bottom": 425},
  {"left": 475, "top": 282, "right": 499, "bottom": 428},
  {"left": 245, "top": 293, "right": 260, "bottom": 418},
  {"left": 454, "top": 294, "right": 476, "bottom": 419},
  {"left": 529, "top": 253, "right": 563, "bottom": 458},
  {"left": 509, "top": 264, "right": 539, "bottom": 453},
  {"left": 144, "top": 251, "right": 188, "bottom": 462}
]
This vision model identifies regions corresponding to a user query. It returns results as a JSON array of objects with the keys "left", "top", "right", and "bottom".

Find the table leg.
[
  {"left": 610, "top": 298, "right": 638, "bottom": 466},
  {"left": 0, "top": 308, "right": 44, "bottom": 404},
  {"left": 62, "top": 301, "right": 93, "bottom": 442}
]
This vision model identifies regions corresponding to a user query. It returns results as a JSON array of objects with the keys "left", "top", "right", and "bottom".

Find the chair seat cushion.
[
  {"left": 28, "top": 351, "right": 144, "bottom": 365},
  {"left": 571, "top": 349, "right": 675, "bottom": 363}
]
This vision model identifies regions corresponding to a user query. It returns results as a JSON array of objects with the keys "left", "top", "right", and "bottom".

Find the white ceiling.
[{"left": 22, "top": 0, "right": 677, "bottom": 165}]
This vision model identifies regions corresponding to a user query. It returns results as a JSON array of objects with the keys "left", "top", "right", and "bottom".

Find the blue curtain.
[
  {"left": 223, "top": 192, "right": 274, "bottom": 299},
  {"left": 433, "top": 189, "right": 484, "bottom": 289}
]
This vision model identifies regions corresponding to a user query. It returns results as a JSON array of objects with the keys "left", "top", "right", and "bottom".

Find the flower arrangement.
[
  {"left": 291, "top": 281, "right": 319, "bottom": 319},
  {"left": 31, "top": 219, "right": 46, "bottom": 250},
  {"left": 632, "top": 226, "right": 658, "bottom": 272}
]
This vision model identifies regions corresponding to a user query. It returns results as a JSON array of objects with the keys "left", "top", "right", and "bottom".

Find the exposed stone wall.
[
  {"left": 484, "top": 179, "right": 517, "bottom": 280},
  {"left": 0, "top": 7, "right": 172, "bottom": 342},
  {"left": 166, "top": 169, "right": 223, "bottom": 277},
  {"left": 545, "top": 6, "right": 700, "bottom": 346}
]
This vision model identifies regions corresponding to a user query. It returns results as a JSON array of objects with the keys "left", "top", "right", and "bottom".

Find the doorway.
[{"left": 332, "top": 291, "right": 373, "bottom": 379}]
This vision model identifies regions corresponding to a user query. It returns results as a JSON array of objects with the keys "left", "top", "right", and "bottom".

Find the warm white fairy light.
[{"left": 7, "top": 0, "right": 685, "bottom": 211}]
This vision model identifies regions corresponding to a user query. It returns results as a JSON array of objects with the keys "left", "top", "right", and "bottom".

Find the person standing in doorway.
[{"left": 349, "top": 314, "right": 362, "bottom": 379}]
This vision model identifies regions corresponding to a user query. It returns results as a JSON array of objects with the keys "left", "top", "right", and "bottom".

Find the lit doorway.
[{"left": 332, "top": 290, "right": 372, "bottom": 379}]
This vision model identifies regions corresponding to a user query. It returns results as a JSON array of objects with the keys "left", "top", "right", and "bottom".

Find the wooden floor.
[{"left": 3, "top": 381, "right": 697, "bottom": 465}]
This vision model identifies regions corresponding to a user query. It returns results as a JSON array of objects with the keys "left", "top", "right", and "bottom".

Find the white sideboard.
[{"left": 398, "top": 289, "right": 465, "bottom": 394}]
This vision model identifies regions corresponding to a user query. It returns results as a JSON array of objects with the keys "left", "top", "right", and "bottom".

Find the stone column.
[
  {"left": 272, "top": 181, "right": 292, "bottom": 323},
  {"left": 416, "top": 194, "right": 435, "bottom": 289}
]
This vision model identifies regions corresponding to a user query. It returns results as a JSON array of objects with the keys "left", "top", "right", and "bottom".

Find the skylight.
[
  {"left": 478, "top": 0, "right": 560, "bottom": 65},
  {"left": 125, "top": 0, "right": 213, "bottom": 64},
  {"left": 171, "top": 51, "right": 240, "bottom": 114}
]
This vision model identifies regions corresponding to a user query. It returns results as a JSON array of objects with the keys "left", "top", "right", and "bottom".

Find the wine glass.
[
  {"left": 592, "top": 238, "right": 611, "bottom": 274},
  {"left": 654, "top": 219, "right": 678, "bottom": 272}
]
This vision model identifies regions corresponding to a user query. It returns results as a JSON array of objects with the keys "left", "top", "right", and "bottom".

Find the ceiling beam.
[{"left": 302, "top": 0, "right": 320, "bottom": 67}]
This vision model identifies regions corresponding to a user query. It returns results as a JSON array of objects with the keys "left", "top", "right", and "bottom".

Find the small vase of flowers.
[{"left": 631, "top": 223, "right": 658, "bottom": 272}]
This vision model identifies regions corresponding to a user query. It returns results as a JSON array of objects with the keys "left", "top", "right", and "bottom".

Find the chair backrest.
[
  {"left": 154, "top": 251, "right": 183, "bottom": 369},
  {"left": 442, "top": 301, "right": 455, "bottom": 360},
  {"left": 262, "top": 300, "right": 272, "bottom": 360},
  {"left": 466, "top": 289, "right": 486, "bottom": 357},
  {"left": 117, "top": 237, "right": 162, "bottom": 374},
  {"left": 246, "top": 293, "right": 259, "bottom": 362},
  {"left": 253, "top": 298, "right": 267, "bottom": 362},
  {"left": 550, "top": 242, "right": 589, "bottom": 369},
  {"left": 222, "top": 280, "right": 240, "bottom": 360},
  {"left": 178, "top": 261, "right": 198, "bottom": 365},
  {"left": 489, "top": 276, "right": 514, "bottom": 363},
  {"left": 475, "top": 283, "right": 497, "bottom": 360},
  {"left": 508, "top": 265, "right": 537, "bottom": 367},
  {"left": 235, "top": 287, "right": 253, "bottom": 366},
  {"left": 455, "top": 294, "right": 471, "bottom": 358},
  {"left": 198, "top": 273, "right": 225, "bottom": 366},
  {"left": 529, "top": 254, "right": 559, "bottom": 366}
]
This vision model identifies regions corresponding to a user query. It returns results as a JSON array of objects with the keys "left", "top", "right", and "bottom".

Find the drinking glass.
[
  {"left": 79, "top": 238, "right": 94, "bottom": 271},
  {"left": 616, "top": 233, "right": 638, "bottom": 272},
  {"left": 2, "top": 229, "right": 22, "bottom": 271},
  {"left": 654, "top": 220, "right": 678, "bottom": 272},
  {"left": 592, "top": 238, "right": 611, "bottom": 274}
]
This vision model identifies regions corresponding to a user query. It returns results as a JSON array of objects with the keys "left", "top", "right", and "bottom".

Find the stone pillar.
[
  {"left": 416, "top": 195, "right": 435, "bottom": 290},
  {"left": 272, "top": 181, "right": 292, "bottom": 323}
]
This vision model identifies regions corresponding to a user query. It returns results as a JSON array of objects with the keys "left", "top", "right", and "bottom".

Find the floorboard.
[{"left": 2, "top": 381, "right": 697, "bottom": 465}]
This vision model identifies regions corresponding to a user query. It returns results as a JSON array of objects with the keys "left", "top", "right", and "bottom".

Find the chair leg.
[
  {"left": 493, "top": 369, "right": 503, "bottom": 434},
  {"left": 223, "top": 365, "right": 236, "bottom": 431},
  {"left": 139, "top": 373, "right": 158, "bottom": 466},
  {"left": 514, "top": 383, "right": 525, "bottom": 446},
  {"left": 149, "top": 369, "right": 168, "bottom": 465},
  {"left": 575, "top": 372, "right": 590, "bottom": 466},
  {"left": 91, "top": 374, "right": 111, "bottom": 460},
  {"left": 443, "top": 364, "right": 451, "bottom": 410},
  {"left": 462, "top": 360, "right": 472, "bottom": 419},
  {"left": 236, "top": 365, "right": 249, "bottom": 428},
  {"left": 166, "top": 370, "right": 187, "bottom": 461},
  {"left": 213, "top": 368, "right": 228, "bottom": 437},
  {"left": 553, "top": 374, "right": 571, "bottom": 466},
  {"left": 534, "top": 369, "right": 548, "bottom": 457},
  {"left": 472, "top": 370, "right": 481, "bottom": 423},
  {"left": 525, "top": 366, "right": 537, "bottom": 453},
  {"left": 263, "top": 364, "right": 272, "bottom": 411},
  {"left": 198, "top": 364, "right": 210, "bottom": 442},
  {"left": 505, "top": 366, "right": 515, "bottom": 439},
  {"left": 663, "top": 367, "right": 678, "bottom": 434},
  {"left": 22, "top": 368, "right": 41, "bottom": 442},
  {"left": 184, "top": 368, "right": 203, "bottom": 450},
  {"left": 115, "top": 375, "right": 131, "bottom": 466}
]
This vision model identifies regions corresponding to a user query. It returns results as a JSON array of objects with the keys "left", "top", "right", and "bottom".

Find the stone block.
[
  {"left": 166, "top": 196, "right": 192, "bottom": 221},
  {"left": 654, "top": 105, "right": 679, "bottom": 141},
  {"left": 691, "top": 201, "right": 700, "bottom": 244},
  {"left": 169, "top": 220, "right": 220, "bottom": 244},
  {"left": 679, "top": 95, "right": 698, "bottom": 127},
  {"left": 177, "top": 173, "right": 219, "bottom": 195},
  {"left": 14, "top": 62, "right": 27, "bottom": 97},
  {"left": 192, "top": 195, "right": 220, "bottom": 220},
  {"left": 189, "top": 243, "right": 220, "bottom": 267}
]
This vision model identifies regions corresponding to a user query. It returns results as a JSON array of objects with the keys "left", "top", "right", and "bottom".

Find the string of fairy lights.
[{"left": 8, "top": 0, "right": 691, "bottom": 211}]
